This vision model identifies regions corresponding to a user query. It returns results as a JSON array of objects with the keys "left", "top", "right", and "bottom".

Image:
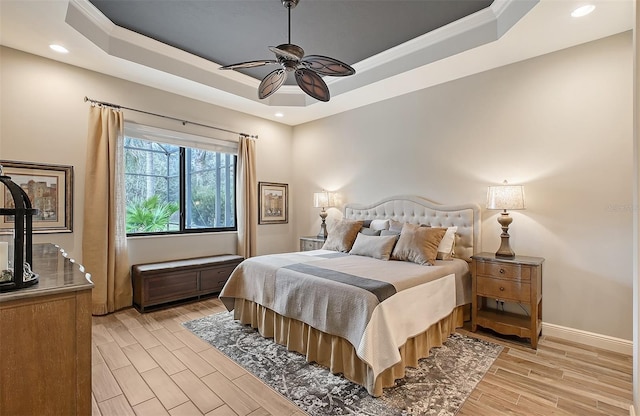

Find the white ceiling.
[{"left": 0, "top": 0, "right": 633, "bottom": 126}]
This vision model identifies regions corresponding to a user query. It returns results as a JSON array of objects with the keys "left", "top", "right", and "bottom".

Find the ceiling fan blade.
[
  {"left": 302, "top": 55, "right": 355, "bottom": 77},
  {"left": 219, "top": 60, "right": 277, "bottom": 70},
  {"left": 295, "top": 68, "right": 330, "bottom": 102},
  {"left": 269, "top": 44, "right": 304, "bottom": 61},
  {"left": 258, "top": 68, "right": 287, "bottom": 99}
]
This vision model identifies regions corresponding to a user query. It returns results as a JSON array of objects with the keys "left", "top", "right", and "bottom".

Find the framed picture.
[
  {"left": 258, "top": 182, "right": 288, "bottom": 224},
  {"left": 0, "top": 160, "right": 73, "bottom": 233}
]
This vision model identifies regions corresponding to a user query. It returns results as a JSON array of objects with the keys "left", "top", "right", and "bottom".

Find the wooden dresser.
[
  {"left": 0, "top": 243, "right": 94, "bottom": 415},
  {"left": 471, "top": 252, "right": 544, "bottom": 348}
]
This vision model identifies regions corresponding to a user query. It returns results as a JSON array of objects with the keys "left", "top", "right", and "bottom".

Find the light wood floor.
[{"left": 91, "top": 298, "right": 633, "bottom": 416}]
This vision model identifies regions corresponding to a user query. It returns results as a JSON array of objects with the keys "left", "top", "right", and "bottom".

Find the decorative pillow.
[
  {"left": 359, "top": 227, "right": 381, "bottom": 236},
  {"left": 391, "top": 223, "right": 447, "bottom": 266},
  {"left": 322, "top": 219, "right": 364, "bottom": 252},
  {"left": 349, "top": 233, "right": 399, "bottom": 261},
  {"left": 380, "top": 229, "right": 400, "bottom": 237},
  {"left": 369, "top": 219, "right": 390, "bottom": 231},
  {"left": 436, "top": 226, "right": 458, "bottom": 260},
  {"left": 388, "top": 219, "right": 404, "bottom": 233}
]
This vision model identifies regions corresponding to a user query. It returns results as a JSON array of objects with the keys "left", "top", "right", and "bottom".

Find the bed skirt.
[{"left": 232, "top": 298, "right": 466, "bottom": 396}]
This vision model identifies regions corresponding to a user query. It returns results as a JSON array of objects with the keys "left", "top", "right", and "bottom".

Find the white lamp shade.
[
  {"left": 313, "top": 191, "right": 336, "bottom": 208},
  {"left": 486, "top": 184, "right": 525, "bottom": 210}
]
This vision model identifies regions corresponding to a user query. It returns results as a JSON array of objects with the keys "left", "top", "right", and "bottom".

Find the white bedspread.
[{"left": 220, "top": 249, "right": 466, "bottom": 379}]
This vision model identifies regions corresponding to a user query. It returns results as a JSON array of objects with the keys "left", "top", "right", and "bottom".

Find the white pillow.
[
  {"left": 369, "top": 219, "right": 390, "bottom": 231},
  {"left": 436, "top": 226, "right": 457, "bottom": 260}
]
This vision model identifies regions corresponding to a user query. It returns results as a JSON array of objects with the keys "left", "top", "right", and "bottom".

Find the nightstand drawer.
[
  {"left": 476, "top": 261, "right": 530, "bottom": 281},
  {"left": 301, "top": 240, "right": 319, "bottom": 251},
  {"left": 300, "top": 237, "right": 325, "bottom": 251},
  {"left": 476, "top": 276, "right": 530, "bottom": 302}
]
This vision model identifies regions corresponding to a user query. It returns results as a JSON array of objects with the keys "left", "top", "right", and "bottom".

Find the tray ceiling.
[{"left": 87, "top": 0, "right": 493, "bottom": 85}]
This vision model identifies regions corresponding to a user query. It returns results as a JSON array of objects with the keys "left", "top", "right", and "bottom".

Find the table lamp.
[
  {"left": 313, "top": 191, "right": 335, "bottom": 239},
  {"left": 486, "top": 181, "right": 525, "bottom": 258}
]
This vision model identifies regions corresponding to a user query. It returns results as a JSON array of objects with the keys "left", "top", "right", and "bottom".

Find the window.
[{"left": 123, "top": 123, "right": 237, "bottom": 235}]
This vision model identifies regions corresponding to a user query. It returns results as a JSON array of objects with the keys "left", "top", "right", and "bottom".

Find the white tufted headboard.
[{"left": 344, "top": 195, "right": 481, "bottom": 261}]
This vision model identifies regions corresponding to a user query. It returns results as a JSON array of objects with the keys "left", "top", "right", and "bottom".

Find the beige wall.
[
  {"left": 0, "top": 46, "right": 295, "bottom": 265},
  {"left": 293, "top": 32, "right": 633, "bottom": 340}
]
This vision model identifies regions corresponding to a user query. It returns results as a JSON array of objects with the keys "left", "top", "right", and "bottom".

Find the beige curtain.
[
  {"left": 83, "top": 105, "right": 132, "bottom": 315},
  {"left": 237, "top": 136, "right": 257, "bottom": 258}
]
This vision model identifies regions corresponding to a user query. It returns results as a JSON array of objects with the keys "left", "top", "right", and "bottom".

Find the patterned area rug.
[{"left": 183, "top": 312, "right": 502, "bottom": 416}]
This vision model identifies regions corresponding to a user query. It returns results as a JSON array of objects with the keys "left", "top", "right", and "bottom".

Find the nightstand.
[
  {"left": 471, "top": 252, "right": 544, "bottom": 348},
  {"left": 299, "top": 236, "right": 326, "bottom": 251}
]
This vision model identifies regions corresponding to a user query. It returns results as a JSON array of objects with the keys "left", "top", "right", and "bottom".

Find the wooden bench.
[{"left": 132, "top": 254, "right": 244, "bottom": 312}]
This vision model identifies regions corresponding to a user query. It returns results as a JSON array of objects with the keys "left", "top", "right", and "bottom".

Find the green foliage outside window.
[{"left": 126, "top": 195, "right": 179, "bottom": 233}]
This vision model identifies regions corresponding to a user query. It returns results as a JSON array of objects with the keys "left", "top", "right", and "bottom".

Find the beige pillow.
[
  {"left": 349, "top": 233, "right": 399, "bottom": 261},
  {"left": 322, "top": 219, "right": 363, "bottom": 252},
  {"left": 391, "top": 223, "right": 447, "bottom": 265}
]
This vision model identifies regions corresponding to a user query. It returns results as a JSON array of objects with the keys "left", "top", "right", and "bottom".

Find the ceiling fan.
[{"left": 219, "top": 0, "right": 356, "bottom": 102}]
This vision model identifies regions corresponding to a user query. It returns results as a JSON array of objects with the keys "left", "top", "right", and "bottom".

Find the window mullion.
[
  {"left": 180, "top": 147, "right": 187, "bottom": 232},
  {"left": 225, "top": 154, "right": 232, "bottom": 227},
  {"left": 215, "top": 152, "right": 221, "bottom": 227}
]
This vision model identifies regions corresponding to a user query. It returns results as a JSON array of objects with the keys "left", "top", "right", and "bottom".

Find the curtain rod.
[{"left": 84, "top": 96, "right": 258, "bottom": 139}]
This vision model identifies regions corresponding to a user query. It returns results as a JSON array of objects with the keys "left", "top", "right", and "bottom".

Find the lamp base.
[
  {"left": 317, "top": 224, "right": 327, "bottom": 240},
  {"left": 317, "top": 210, "right": 328, "bottom": 240},
  {"left": 495, "top": 236, "right": 515, "bottom": 258},
  {"left": 495, "top": 211, "right": 515, "bottom": 259}
]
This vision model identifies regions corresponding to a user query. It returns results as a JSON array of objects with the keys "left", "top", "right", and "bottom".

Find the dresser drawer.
[
  {"left": 476, "top": 261, "right": 530, "bottom": 281},
  {"left": 476, "top": 276, "right": 530, "bottom": 302}
]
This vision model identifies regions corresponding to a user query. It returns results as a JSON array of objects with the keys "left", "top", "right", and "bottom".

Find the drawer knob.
[
  {"left": 499, "top": 287, "right": 505, "bottom": 291},
  {"left": 499, "top": 268, "right": 505, "bottom": 274}
]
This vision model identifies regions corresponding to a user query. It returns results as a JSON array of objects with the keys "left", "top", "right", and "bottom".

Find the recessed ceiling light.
[
  {"left": 571, "top": 4, "right": 595, "bottom": 17},
  {"left": 274, "top": 112, "right": 284, "bottom": 118},
  {"left": 49, "top": 44, "right": 69, "bottom": 54}
]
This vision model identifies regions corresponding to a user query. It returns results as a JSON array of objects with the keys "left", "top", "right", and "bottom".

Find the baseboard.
[
  {"left": 542, "top": 322, "right": 632, "bottom": 355},
  {"left": 630, "top": 404, "right": 636, "bottom": 416}
]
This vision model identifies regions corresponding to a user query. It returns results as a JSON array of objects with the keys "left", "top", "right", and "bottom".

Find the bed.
[{"left": 220, "top": 195, "right": 481, "bottom": 396}]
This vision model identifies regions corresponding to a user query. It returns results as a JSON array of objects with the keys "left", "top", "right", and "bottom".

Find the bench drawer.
[
  {"left": 143, "top": 271, "right": 199, "bottom": 304},
  {"left": 200, "top": 265, "right": 236, "bottom": 293}
]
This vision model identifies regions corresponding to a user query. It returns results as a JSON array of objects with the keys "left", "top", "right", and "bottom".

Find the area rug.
[{"left": 183, "top": 312, "right": 502, "bottom": 416}]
